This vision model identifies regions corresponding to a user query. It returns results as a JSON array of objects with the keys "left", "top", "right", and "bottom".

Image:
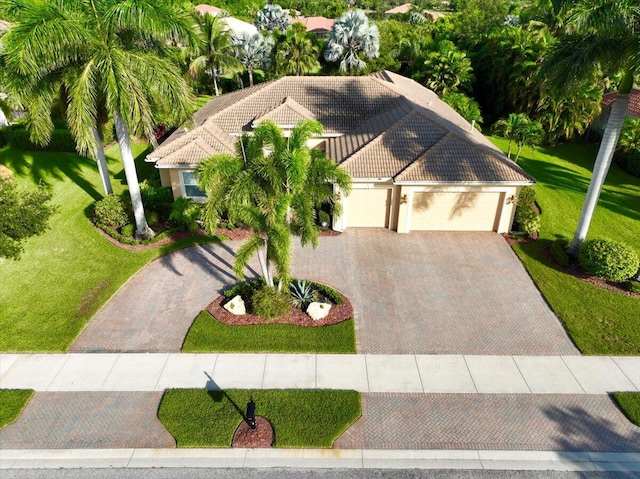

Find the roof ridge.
[
  {"left": 339, "top": 106, "right": 419, "bottom": 168},
  {"left": 393, "top": 132, "right": 452, "bottom": 180}
]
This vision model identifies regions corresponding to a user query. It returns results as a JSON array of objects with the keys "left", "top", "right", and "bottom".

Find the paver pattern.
[
  {"left": 70, "top": 230, "right": 577, "bottom": 355},
  {"left": 0, "top": 392, "right": 175, "bottom": 449},
  {"left": 334, "top": 393, "right": 640, "bottom": 451}
]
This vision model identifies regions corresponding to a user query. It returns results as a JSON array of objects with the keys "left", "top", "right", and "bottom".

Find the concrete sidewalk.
[
  {"left": 2, "top": 448, "right": 640, "bottom": 472},
  {"left": 1, "top": 353, "right": 639, "bottom": 394}
]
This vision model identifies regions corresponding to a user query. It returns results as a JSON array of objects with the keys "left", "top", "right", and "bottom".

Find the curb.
[{"left": 2, "top": 449, "right": 639, "bottom": 472}]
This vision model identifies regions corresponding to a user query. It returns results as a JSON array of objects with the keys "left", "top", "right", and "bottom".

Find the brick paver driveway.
[{"left": 71, "top": 229, "right": 578, "bottom": 355}]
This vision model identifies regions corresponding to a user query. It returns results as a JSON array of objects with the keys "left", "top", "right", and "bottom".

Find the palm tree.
[
  {"left": 197, "top": 120, "right": 351, "bottom": 290},
  {"left": 492, "top": 113, "right": 530, "bottom": 159},
  {"left": 275, "top": 22, "right": 321, "bottom": 76},
  {"left": 232, "top": 32, "right": 273, "bottom": 87},
  {"left": 186, "top": 13, "right": 240, "bottom": 97},
  {"left": 255, "top": 3, "right": 292, "bottom": 34},
  {"left": 324, "top": 10, "right": 379, "bottom": 74},
  {"left": 2, "top": 0, "right": 196, "bottom": 238},
  {"left": 541, "top": 0, "right": 639, "bottom": 254},
  {"left": 513, "top": 119, "right": 544, "bottom": 163}
]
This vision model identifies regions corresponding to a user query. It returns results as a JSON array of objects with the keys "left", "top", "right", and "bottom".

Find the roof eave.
[{"left": 393, "top": 180, "right": 536, "bottom": 186}]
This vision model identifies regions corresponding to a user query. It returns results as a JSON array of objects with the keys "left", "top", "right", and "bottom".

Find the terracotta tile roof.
[
  {"left": 602, "top": 89, "right": 640, "bottom": 117},
  {"left": 195, "top": 4, "right": 223, "bottom": 15},
  {"left": 151, "top": 120, "right": 235, "bottom": 165},
  {"left": 385, "top": 3, "right": 413, "bottom": 14},
  {"left": 148, "top": 72, "right": 534, "bottom": 184},
  {"left": 252, "top": 97, "right": 317, "bottom": 127},
  {"left": 292, "top": 16, "right": 334, "bottom": 32},
  {"left": 396, "top": 135, "right": 534, "bottom": 183}
]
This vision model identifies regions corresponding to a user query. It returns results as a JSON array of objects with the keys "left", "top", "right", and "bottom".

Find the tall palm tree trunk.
[
  {"left": 92, "top": 126, "right": 113, "bottom": 195},
  {"left": 257, "top": 244, "right": 273, "bottom": 287},
  {"left": 567, "top": 93, "right": 630, "bottom": 255},
  {"left": 113, "top": 110, "right": 154, "bottom": 239}
]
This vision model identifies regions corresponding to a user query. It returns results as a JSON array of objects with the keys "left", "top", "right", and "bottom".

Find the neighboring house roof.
[
  {"left": 148, "top": 71, "right": 533, "bottom": 185},
  {"left": 194, "top": 4, "right": 258, "bottom": 36},
  {"left": 292, "top": 16, "right": 334, "bottom": 33},
  {"left": 385, "top": 3, "right": 414, "bottom": 14},
  {"left": 602, "top": 89, "right": 640, "bottom": 117},
  {"left": 424, "top": 9, "right": 446, "bottom": 20}
]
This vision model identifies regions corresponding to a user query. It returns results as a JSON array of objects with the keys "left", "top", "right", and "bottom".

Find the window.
[{"left": 181, "top": 171, "right": 206, "bottom": 199}]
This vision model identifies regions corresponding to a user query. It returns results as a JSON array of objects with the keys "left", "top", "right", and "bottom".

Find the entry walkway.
[{"left": 2, "top": 353, "right": 638, "bottom": 393}]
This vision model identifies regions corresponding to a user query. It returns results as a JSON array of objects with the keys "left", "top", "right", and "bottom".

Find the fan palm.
[
  {"left": 255, "top": 3, "right": 291, "bottom": 34},
  {"left": 232, "top": 32, "right": 273, "bottom": 87},
  {"left": 1, "top": 0, "right": 197, "bottom": 238},
  {"left": 324, "top": 9, "right": 379, "bottom": 74},
  {"left": 541, "top": 0, "right": 640, "bottom": 254},
  {"left": 186, "top": 13, "right": 240, "bottom": 97},
  {"left": 197, "top": 120, "right": 351, "bottom": 290}
]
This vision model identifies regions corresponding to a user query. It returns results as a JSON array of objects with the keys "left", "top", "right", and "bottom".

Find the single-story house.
[
  {"left": 591, "top": 88, "right": 640, "bottom": 137},
  {"left": 384, "top": 3, "right": 414, "bottom": 14},
  {"left": 194, "top": 4, "right": 258, "bottom": 36},
  {"left": 146, "top": 71, "right": 534, "bottom": 233},
  {"left": 292, "top": 16, "right": 334, "bottom": 38}
]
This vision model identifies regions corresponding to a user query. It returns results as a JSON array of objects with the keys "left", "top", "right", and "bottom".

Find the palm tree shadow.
[
  {"left": 0, "top": 148, "right": 103, "bottom": 201},
  {"left": 544, "top": 401, "right": 640, "bottom": 453}
]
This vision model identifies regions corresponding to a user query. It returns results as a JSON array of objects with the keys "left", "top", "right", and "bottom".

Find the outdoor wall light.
[
  {"left": 400, "top": 194, "right": 408, "bottom": 204},
  {"left": 506, "top": 195, "right": 517, "bottom": 205}
]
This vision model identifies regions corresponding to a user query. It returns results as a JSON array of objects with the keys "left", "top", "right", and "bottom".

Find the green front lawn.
[
  {"left": 0, "top": 389, "right": 34, "bottom": 428},
  {"left": 491, "top": 138, "right": 640, "bottom": 355},
  {"left": 182, "top": 311, "right": 356, "bottom": 353},
  {"left": 158, "top": 389, "right": 361, "bottom": 448},
  {"left": 0, "top": 144, "right": 216, "bottom": 352},
  {"left": 612, "top": 393, "right": 640, "bottom": 427}
]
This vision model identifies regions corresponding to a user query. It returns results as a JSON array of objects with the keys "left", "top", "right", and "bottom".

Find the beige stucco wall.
[{"left": 396, "top": 185, "right": 519, "bottom": 234}]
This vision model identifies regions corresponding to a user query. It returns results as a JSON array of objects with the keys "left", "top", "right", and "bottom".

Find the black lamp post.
[{"left": 246, "top": 396, "right": 256, "bottom": 429}]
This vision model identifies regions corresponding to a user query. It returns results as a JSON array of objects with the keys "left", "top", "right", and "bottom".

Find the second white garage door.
[
  {"left": 346, "top": 188, "right": 392, "bottom": 228},
  {"left": 411, "top": 191, "right": 501, "bottom": 231}
]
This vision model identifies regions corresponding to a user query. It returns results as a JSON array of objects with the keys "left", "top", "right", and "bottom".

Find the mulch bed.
[
  {"left": 92, "top": 223, "right": 207, "bottom": 251},
  {"left": 504, "top": 234, "right": 640, "bottom": 298},
  {"left": 217, "top": 227, "right": 342, "bottom": 241},
  {"left": 232, "top": 416, "right": 274, "bottom": 448},
  {"left": 207, "top": 291, "right": 354, "bottom": 327}
]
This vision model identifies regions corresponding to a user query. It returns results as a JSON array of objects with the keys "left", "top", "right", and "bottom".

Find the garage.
[
  {"left": 410, "top": 191, "right": 502, "bottom": 231},
  {"left": 346, "top": 188, "right": 392, "bottom": 228}
]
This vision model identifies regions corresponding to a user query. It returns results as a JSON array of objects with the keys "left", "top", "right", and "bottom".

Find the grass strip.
[
  {"left": 0, "top": 389, "right": 34, "bottom": 428},
  {"left": 158, "top": 389, "right": 361, "bottom": 448},
  {"left": 612, "top": 393, "right": 640, "bottom": 427},
  {"left": 182, "top": 311, "right": 356, "bottom": 353}
]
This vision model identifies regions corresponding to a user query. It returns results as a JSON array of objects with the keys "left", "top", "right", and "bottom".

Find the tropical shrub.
[
  {"left": 139, "top": 179, "right": 173, "bottom": 213},
  {"left": 120, "top": 223, "right": 135, "bottom": 237},
  {"left": 2, "top": 126, "right": 77, "bottom": 152},
  {"left": 517, "top": 185, "right": 536, "bottom": 207},
  {"left": 624, "top": 280, "right": 640, "bottom": 294},
  {"left": 578, "top": 239, "right": 640, "bottom": 282},
  {"left": 313, "top": 282, "right": 343, "bottom": 305},
  {"left": 169, "top": 197, "right": 201, "bottom": 232},
  {"left": 615, "top": 148, "right": 640, "bottom": 178},
  {"left": 550, "top": 238, "right": 570, "bottom": 267},
  {"left": 515, "top": 208, "right": 540, "bottom": 236},
  {"left": 318, "top": 210, "right": 331, "bottom": 227},
  {"left": 93, "top": 194, "right": 128, "bottom": 227},
  {"left": 290, "top": 279, "right": 318, "bottom": 309},
  {"left": 252, "top": 284, "right": 292, "bottom": 319},
  {"left": 145, "top": 210, "right": 160, "bottom": 226},
  {"left": 223, "top": 278, "right": 266, "bottom": 300}
]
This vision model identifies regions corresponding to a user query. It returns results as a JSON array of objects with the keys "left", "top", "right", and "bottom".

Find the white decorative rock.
[
  {"left": 224, "top": 295, "right": 246, "bottom": 315},
  {"left": 307, "top": 302, "right": 331, "bottom": 321}
]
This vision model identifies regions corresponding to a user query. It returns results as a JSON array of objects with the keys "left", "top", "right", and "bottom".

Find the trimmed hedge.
[
  {"left": 513, "top": 186, "right": 540, "bottom": 236},
  {"left": 252, "top": 284, "right": 292, "bottom": 320},
  {"left": 93, "top": 194, "right": 128, "bottom": 227},
  {"left": 615, "top": 149, "right": 640, "bottom": 178},
  {"left": 578, "top": 239, "right": 639, "bottom": 282}
]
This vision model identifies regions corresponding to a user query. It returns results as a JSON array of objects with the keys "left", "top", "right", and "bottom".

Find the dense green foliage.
[
  {"left": 0, "top": 389, "right": 34, "bottom": 428},
  {"left": 578, "top": 239, "right": 639, "bottom": 283},
  {"left": 0, "top": 126, "right": 77, "bottom": 152},
  {"left": 550, "top": 237, "right": 570, "bottom": 267},
  {"left": 183, "top": 310, "right": 356, "bottom": 353},
  {"left": 0, "top": 178, "right": 56, "bottom": 260},
  {"left": 169, "top": 197, "right": 202, "bottom": 233},
  {"left": 93, "top": 194, "right": 128, "bottom": 228},
  {"left": 159, "top": 389, "right": 361, "bottom": 447},
  {"left": 251, "top": 284, "right": 293, "bottom": 319}
]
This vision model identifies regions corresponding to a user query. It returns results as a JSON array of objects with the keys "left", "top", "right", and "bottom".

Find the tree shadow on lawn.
[
  {"left": 0, "top": 147, "right": 103, "bottom": 201},
  {"left": 519, "top": 156, "right": 640, "bottom": 223}
]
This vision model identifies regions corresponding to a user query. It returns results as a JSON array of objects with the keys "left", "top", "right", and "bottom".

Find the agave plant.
[{"left": 289, "top": 279, "right": 318, "bottom": 310}]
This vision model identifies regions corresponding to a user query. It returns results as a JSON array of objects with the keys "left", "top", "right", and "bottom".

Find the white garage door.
[
  {"left": 346, "top": 188, "right": 391, "bottom": 228},
  {"left": 411, "top": 191, "right": 501, "bottom": 231}
]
